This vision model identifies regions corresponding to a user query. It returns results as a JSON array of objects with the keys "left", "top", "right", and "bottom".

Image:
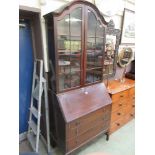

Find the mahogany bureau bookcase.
[
  {"left": 107, "top": 78, "right": 135, "bottom": 134},
  {"left": 44, "top": 0, "right": 112, "bottom": 154}
]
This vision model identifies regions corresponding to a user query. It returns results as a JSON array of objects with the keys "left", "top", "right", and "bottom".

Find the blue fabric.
[{"left": 19, "top": 19, "right": 34, "bottom": 134}]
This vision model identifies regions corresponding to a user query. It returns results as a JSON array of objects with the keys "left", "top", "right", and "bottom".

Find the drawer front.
[
  {"left": 129, "top": 87, "right": 135, "bottom": 96},
  {"left": 66, "top": 117, "right": 108, "bottom": 140},
  {"left": 124, "top": 103, "right": 135, "bottom": 114},
  {"left": 111, "top": 108, "right": 124, "bottom": 123},
  {"left": 112, "top": 100, "right": 126, "bottom": 113},
  {"left": 110, "top": 118, "right": 124, "bottom": 133},
  {"left": 67, "top": 105, "right": 111, "bottom": 129},
  {"left": 124, "top": 110, "right": 135, "bottom": 124},
  {"left": 112, "top": 90, "right": 128, "bottom": 102},
  {"left": 66, "top": 121, "right": 109, "bottom": 152},
  {"left": 68, "top": 108, "right": 105, "bottom": 129},
  {"left": 66, "top": 105, "right": 111, "bottom": 140}
]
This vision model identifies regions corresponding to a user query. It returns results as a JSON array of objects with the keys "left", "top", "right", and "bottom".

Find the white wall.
[{"left": 19, "top": 0, "right": 135, "bottom": 72}]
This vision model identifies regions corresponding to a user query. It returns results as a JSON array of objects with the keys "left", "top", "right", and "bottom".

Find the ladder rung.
[
  {"left": 29, "top": 120, "right": 38, "bottom": 135},
  {"left": 33, "top": 85, "right": 43, "bottom": 101},
  {"left": 27, "top": 132, "right": 36, "bottom": 151},
  {"left": 35, "top": 75, "right": 39, "bottom": 80},
  {"left": 30, "top": 107, "right": 38, "bottom": 119}
]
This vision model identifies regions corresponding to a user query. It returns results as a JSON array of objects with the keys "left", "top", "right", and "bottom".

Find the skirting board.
[{"left": 19, "top": 131, "right": 27, "bottom": 142}]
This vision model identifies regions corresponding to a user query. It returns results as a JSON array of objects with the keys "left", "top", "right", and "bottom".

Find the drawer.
[
  {"left": 124, "top": 110, "right": 135, "bottom": 124},
  {"left": 124, "top": 103, "right": 135, "bottom": 114},
  {"left": 129, "top": 87, "right": 135, "bottom": 96},
  {"left": 66, "top": 113, "right": 111, "bottom": 140},
  {"left": 66, "top": 117, "right": 107, "bottom": 140},
  {"left": 68, "top": 105, "right": 111, "bottom": 129},
  {"left": 112, "top": 100, "right": 126, "bottom": 112},
  {"left": 110, "top": 118, "right": 124, "bottom": 133},
  {"left": 66, "top": 122, "right": 108, "bottom": 152},
  {"left": 111, "top": 108, "right": 124, "bottom": 123},
  {"left": 112, "top": 90, "right": 129, "bottom": 102}
]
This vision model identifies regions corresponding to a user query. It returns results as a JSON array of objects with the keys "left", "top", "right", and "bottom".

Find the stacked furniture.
[
  {"left": 44, "top": 1, "right": 112, "bottom": 154},
  {"left": 107, "top": 78, "right": 135, "bottom": 133}
]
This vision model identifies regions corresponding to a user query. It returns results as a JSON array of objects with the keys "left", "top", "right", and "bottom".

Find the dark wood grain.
[{"left": 57, "top": 83, "right": 112, "bottom": 122}]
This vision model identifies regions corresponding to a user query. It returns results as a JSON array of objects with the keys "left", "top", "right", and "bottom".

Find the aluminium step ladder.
[{"left": 27, "top": 59, "right": 51, "bottom": 155}]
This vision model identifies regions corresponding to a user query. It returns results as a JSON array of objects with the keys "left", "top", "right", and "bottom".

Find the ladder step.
[
  {"left": 35, "top": 75, "right": 39, "bottom": 80},
  {"left": 33, "top": 84, "right": 43, "bottom": 101},
  {"left": 27, "top": 132, "right": 36, "bottom": 151},
  {"left": 30, "top": 107, "right": 38, "bottom": 119},
  {"left": 29, "top": 120, "right": 38, "bottom": 135}
]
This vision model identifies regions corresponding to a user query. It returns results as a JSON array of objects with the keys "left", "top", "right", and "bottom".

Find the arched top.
[{"left": 44, "top": 0, "right": 108, "bottom": 26}]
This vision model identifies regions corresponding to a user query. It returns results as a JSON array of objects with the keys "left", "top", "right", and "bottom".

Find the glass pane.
[
  {"left": 57, "top": 15, "right": 69, "bottom": 36},
  {"left": 70, "top": 54, "right": 81, "bottom": 72},
  {"left": 87, "top": 37, "right": 95, "bottom": 69},
  {"left": 87, "top": 37, "right": 95, "bottom": 50},
  {"left": 71, "top": 71, "right": 80, "bottom": 87},
  {"left": 93, "top": 68, "right": 102, "bottom": 82},
  {"left": 58, "top": 35, "right": 70, "bottom": 50},
  {"left": 87, "top": 10, "right": 97, "bottom": 37},
  {"left": 87, "top": 50, "right": 95, "bottom": 69},
  {"left": 95, "top": 38, "right": 104, "bottom": 67},
  {"left": 70, "top": 36, "right": 81, "bottom": 51},
  {"left": 70, "top": 8, "right": 82, "bottom": 36},
  {"left": 58, "top": 55, "right": 70, "bottom": 74},
  {"left": 57, "top": 8, "right": 82, "bottom": 91},
  {"left": 59, "top": 74, "right": 71, "bottom": 90},
  {"left": 96, "top": 21, "right": 104, "bottom": 37},
  {"left": 96, "top": 38, "right": 103, "bottom": 50},
  {"left": 86, "top": 70, "right": 94, "bottom": 84}
]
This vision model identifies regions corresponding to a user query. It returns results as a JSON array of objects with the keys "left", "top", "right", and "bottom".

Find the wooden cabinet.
[
  {"left": 44, "top": 1, "right": 112, "bottom": 154},
  {"left": 48, "top": 83, "right": 112, "bottom": 154},
  {"left": 44, "top": 0, "right": 108, "bottom": 93},
  {"left": 107, "top": 78, "right": 135, "bottom": 134}
]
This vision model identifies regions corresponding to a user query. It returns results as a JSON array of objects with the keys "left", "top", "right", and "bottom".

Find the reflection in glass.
[
  {"left": 70, "top": 8, "right": 82, "bottom": 37},
  {"left": 86, "top": 68, "right": 102, "bottom": 84},
  {"left": 86, "top": 10, "right": 105, "bottom": 84},
  {"left": 96, "top": 21, "right": 104, "bottom": 37},
  {"left": 88, "top": 10, "right": 97, "bottom": 37},
  {"left": 103, "top": 35, "right": 116, "bottom": 76},
  {"left": 71, "top": 71, "right": 80, "bottom": 87},
  {"left": 93, "top": 68, "right": 102, "bottom": 82},
  {"left": 57, "top": 15, "right": 69, "bottom": 36}
]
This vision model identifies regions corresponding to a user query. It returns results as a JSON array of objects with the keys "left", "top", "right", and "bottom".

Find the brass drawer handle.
[
  {"left": 116, "top": 123, "right": 120, "bottom": 126},
  {"left": 120, "top": 95, "right": 124, "bottom": 97},
  {"left": 130, "top": 114, "right": 134, "bottom": 117},
  {"left": 117, "top": 112, "right": 121, "bottom": 116}
]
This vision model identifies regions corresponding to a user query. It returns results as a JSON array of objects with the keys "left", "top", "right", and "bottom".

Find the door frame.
[
  {"left": 19, "top": 5, "right": 44, "bottom": 59},
  {"left": 19, "top": 6, "right": 44, "bottom": 141}
]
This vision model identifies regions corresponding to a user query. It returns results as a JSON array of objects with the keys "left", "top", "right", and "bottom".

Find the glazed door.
[
  {"left": 56, "top": 5, "right": 84, "bottom": 92},
  {"left": 84, "top": 7, "right": 105, "bottom": 85},
  {"left": 55, "top": 4, "right": 106, "bottom": 92}
]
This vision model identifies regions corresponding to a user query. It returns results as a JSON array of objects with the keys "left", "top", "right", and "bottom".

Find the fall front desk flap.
[{"left": 57, "top": 83, "right": 112, "bottom": 123}]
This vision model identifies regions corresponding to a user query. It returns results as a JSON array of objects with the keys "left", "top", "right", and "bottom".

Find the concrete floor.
[{"left": 19, "top": 120, "right": 135, "bottom": 155}]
